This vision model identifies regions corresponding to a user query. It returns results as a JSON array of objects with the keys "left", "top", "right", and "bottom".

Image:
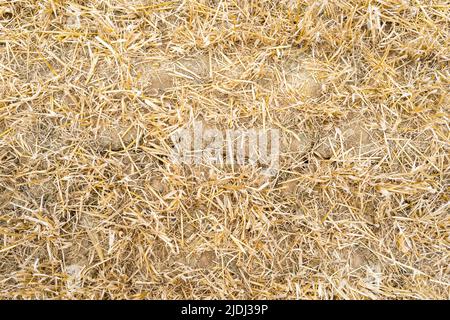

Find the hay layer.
[{"left": 0, "top": 0, "right": 449, "bottom": 299}]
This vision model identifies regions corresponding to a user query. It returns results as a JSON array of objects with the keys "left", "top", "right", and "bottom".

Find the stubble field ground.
[{"left": 0, "top": 0, "right": 449, "bottom": 299}]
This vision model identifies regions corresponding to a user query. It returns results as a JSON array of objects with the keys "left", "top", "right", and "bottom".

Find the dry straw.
[{"left": 0, "top": 0, "right": 449, "bottom": 299}]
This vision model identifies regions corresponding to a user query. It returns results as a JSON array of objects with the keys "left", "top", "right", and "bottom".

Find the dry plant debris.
[{"left": 0, "top": 0, "right": 449, "bottom": 299}]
